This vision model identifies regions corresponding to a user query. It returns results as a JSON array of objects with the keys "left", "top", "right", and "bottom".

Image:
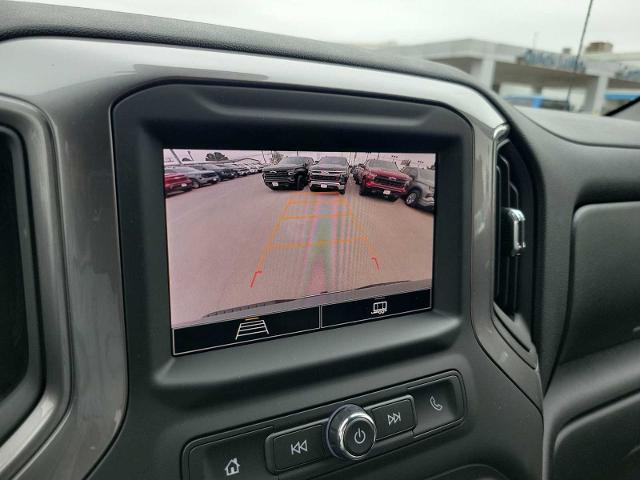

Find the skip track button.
[{"left": 370, "top": 398, "right": 416, "bottom": 439}]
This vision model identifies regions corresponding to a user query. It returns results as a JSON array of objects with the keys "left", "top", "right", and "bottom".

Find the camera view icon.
[{"left": 371, "top": 301, "right": 388, "bottom": 315}]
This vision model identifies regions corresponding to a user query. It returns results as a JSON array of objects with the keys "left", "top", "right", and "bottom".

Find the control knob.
[{"left": 325, "top": 404, "right": 376, "bottom": 460}]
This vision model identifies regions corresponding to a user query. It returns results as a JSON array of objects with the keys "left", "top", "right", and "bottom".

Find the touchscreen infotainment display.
[{"left": 165, "top": 149, "right": 435, "bottom": 354}]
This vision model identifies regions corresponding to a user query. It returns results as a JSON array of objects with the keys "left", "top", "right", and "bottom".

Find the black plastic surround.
[
  {"left": 101, "top": 83, "right": 542, "bottom": 480},
  {"left": 113, "top": 83, "right": 470, "bottom": 370},
  {"left": 0, "top": 126, "right": 42, "bottom": 445}
]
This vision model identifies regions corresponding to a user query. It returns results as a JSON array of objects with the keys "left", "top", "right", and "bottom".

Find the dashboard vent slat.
[{"left": 495, "top": 149, "right": 523, "bottom": 316}]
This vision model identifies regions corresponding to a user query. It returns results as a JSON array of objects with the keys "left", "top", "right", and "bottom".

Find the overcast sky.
[{"left": 27, "top": 0, "right": 640, "bottom": 53}]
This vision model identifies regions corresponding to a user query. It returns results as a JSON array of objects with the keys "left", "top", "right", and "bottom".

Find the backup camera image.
[{"left": 165, "top": 149, "right": 436, "bottom": 353}]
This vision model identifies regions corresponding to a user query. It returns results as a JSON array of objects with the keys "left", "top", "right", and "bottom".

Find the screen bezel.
[{"left": 113, "top": 82, "right": 472, "bottom": 365}]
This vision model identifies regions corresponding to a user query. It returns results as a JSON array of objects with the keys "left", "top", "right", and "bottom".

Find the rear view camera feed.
[{"left": 165, "top": 149, "right": 435, "bottom": 354}]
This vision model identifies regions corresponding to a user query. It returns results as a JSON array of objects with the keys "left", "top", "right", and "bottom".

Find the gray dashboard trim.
[
  {"left": 0, "top": 37, "right": 542, "bottom": 478},
  {"left": 518, "top": 106, "right": 640, "bottom": 149},
  {"left": 0, "top": 97, "right": 73, "bottom": 478},
  {"left": 0, "top": 38, "right": 504, "bottom": 129}
]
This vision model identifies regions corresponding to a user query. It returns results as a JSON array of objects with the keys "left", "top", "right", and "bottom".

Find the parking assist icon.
[{"left": 235, "top": 318, "right": 269, "bottom": 340}]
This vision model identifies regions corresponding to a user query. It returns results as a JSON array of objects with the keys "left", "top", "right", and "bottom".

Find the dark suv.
[
  {"left": 262, "top": 156, "right": 313, "bottom": 190},
  {"left": 401, "top": 166, "right": 435, "bottom": 211},
  {"left": 164, "top": 166, "right": 219, "bottom": 188},
  {"left": 308, "top": 156, "right": 349, "bottom": 194},
  {"left": 192, "top": 163, "right": 237, "bottom": 180},
  {"left": 358, "top": 158, "right": 411, "bottom": 201}
]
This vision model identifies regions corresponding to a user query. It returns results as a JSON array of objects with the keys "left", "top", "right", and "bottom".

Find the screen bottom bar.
[{"left": 173, "top": 289, "right": 432, "bottom": 355}]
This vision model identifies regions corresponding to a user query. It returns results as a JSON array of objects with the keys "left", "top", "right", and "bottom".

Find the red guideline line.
[
  {"left": 250, "top": 270, "right": 262, "bottom": 288},
  {"left": 371, "top": 257, "right": 380, "bottom": 271}
]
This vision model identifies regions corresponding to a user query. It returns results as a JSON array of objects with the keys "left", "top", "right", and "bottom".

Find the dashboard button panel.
[{"left": 185, "top": 372, "right": 465, "bottom": 479}]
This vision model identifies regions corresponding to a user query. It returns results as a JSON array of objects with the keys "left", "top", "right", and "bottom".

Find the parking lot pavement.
[{"left": 166, "top": 174, "right": 434, "bottom": 327}]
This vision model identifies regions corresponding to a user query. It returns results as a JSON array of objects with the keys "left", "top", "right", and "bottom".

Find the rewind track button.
[{"left": 271, "top": 424, "right": 327, "bottom": 471}]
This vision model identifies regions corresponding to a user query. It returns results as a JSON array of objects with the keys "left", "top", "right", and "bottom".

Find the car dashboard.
[{"left": 1, "top": 3, "right": 640, "bottom": 480}]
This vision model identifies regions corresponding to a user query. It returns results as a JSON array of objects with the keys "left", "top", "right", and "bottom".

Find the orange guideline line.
[
  {"left": 293, "top": 191, "right": 340, "bottom": 196},
  {"left": 251, "top": 189, "right": 382, "bottom": 287},
  {"left": 287, "top": 197, "right": 346, "bottom": 205},
  {"left": 281, "top": 212, "right": 350, "bottom": 221},
  {"left": 249, "top": 270, "right": 262, "bottom": 288},
  {"left": 255, "top": 216, "right": 285, "bottom": 268},
  {"left": 344, "top": 206, "right": 381, "bottom": 270},
  {"left": 269, "top": 236, "right": 368, "bottom": 250},
  {"left": 250, "top": 194, "right": 296, "bottom": 286}
]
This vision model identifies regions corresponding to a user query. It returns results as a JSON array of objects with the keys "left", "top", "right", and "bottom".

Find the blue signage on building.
[{"left": 518, "top": 49, "right": 586, "bottom": 73}]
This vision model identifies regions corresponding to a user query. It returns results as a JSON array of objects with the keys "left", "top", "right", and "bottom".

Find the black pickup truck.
[
  {"left": 262, "top": 156, "right": 313, "bottom": 190},
  {"left": 308, "top": 156, "right": 349, "bottom": 194}
]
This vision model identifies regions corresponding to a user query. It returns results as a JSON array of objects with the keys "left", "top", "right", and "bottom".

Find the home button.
[{"left": 188, "top": 427, "right": 275, "bottom": 479}]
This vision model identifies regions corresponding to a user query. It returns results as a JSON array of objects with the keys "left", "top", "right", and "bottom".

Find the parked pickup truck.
[
  {"left": 163, "top": 172, "right": 192, "bottom": 196},
  {"left": 308, "top": 156, "right": 350, "bottom": 194},
  {"left": 358, "top": 158, "right": 411, "bottom": 201},
  {"left": 262, "top": 156, "right": 313, "bottom": 190},
  {"left": 401, "top": 165, "right": 435, "bottom": 211}
]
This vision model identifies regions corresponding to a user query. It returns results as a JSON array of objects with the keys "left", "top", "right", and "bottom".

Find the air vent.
[
  {"left": 494, "top": 147, "right": 524, "bottom": 315},
  {"left": 0, "top": 126, "right": 42, "bottom": 444},
  {"left": 493, "top": 140, "right": 536, "bottom": 365}
]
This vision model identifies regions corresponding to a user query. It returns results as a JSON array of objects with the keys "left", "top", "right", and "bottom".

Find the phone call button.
[{"left": 408, "top": 375, "right": 464, "bottom": 435}]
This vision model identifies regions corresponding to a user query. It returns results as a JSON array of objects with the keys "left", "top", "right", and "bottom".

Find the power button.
[
  {"left": 343, "top": 419, "right": 375, "bottom": 457},
  {"left": 325, "top": 404, "right": 377, "bottom": 460}
]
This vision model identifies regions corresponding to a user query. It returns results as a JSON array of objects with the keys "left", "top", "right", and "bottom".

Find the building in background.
[{"left": 372, "top": 39, "right": 640, "bottom": 114}]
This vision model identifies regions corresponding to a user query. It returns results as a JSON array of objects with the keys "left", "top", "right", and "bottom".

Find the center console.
[
  {"left": 185, "top": 372, "right": 464, "bottom": 479},
  {"left": 109, "top": 80, "right": 540, "bottom": 479}
]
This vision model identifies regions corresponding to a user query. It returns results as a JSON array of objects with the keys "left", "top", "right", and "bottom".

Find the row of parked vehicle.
[
  {"left": 262, "top": 156, "right": 351, "bottom": 194},
  {"left": 163, "top": 161, "right": 263, "bottom": 196},
  {"left": 261, "top": 156, "right": 435, "bottom": 210}
]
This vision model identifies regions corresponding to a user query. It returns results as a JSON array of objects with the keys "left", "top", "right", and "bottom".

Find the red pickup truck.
[
  {"left": 358, "top": 159, "right": 411, "bottom": 201},
  {"left": 164, "top": 172, "right": 192, "bottom": 196}
]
